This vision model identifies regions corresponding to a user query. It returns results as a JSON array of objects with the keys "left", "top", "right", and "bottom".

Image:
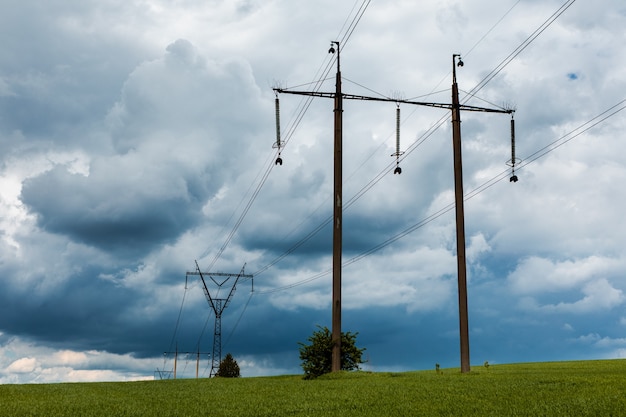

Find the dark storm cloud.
[
  {"left": 2, "top": 0, "right": 626, "bottom": 383},
  {"left": 0, "top": 257, "right": 207, "bottom": 359},
  {"left": 18, "top": 37, "right": 269, "bottom": 258},
  {"left": 0, "top": 264, "right": 133, "bottom": 346},
  {"left": 20, "top": 165, "right": 205, "bottom": 257},
  {"left": 0, "top": 2, "right": 145, "bottom": 139},
  {"left": 1, "top": 31, "right": 273, "bottom": 374}
]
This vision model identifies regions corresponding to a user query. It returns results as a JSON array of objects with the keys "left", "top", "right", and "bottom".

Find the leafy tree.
[
  {"left": 298, "top": 325, "right": 366, "bottom": 379},
  {"left": 216, "top": 353, "right": 240, "bottom": 378}
]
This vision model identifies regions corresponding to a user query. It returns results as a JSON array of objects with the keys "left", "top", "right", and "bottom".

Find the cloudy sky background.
[{"left": 1, "top": 0, "right": 625, "bottom": 383}]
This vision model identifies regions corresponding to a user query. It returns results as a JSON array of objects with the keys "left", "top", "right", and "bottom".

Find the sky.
[{"left": 1, "top": 0, "right": 625, "bottom": 383}]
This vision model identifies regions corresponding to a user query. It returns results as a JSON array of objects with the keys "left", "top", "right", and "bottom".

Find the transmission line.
[
  {"left": 464, "top": 0, "right": 522, "bottom": 58},
  {"left": 467, "top": 0, "right": 576, "bottom": 98},
  {"left": 166, "top": 278, "right": 189, "bottom": 357},
  {"left": 167, "top": 2, "right": 376, "bottom": 374},
  {"left": 253, "top": 99, "right": 625, "bottom": 294},
  {"left": 252, "top": 0, "right": 580, "bottom": 278},
  {"left": 223, "top": 292, "right": 255, "bottom": 350},
  {"left": 196, "top": 1, "right": 373, "bottom": 271},
  {"left": 178, "top": 0, "right": 580, "bottom": 360}
]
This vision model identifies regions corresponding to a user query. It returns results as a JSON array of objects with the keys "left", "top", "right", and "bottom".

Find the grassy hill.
[{"left": 1, "top": 359, "right": 625, "bottom": 416}]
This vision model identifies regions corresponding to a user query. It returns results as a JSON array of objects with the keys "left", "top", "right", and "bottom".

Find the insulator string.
[
  {"left": 396, "top": 105, "right": 401, "bottom": 155},
  {"left": 510, "top": 117, "right": 515, "bottom": 164},
  {"left": 275, "top": 96, "right": 281, "bottom": 150},
  {"left": 274, "top": 95, "right": 283, "bottom": 165},
  {"left": 392, "top": 104, "right": 403, "bottom": 174},
  {"left": 509, "top": 114, "right": 518, "bottom": 182}
]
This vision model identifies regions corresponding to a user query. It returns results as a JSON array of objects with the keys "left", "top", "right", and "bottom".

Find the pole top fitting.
[
  {"left": 329, "top": 41, "right": 339, "bottom": 54},
  {"left": 452, "top": 54, "right": 463, "bottom": 83}
]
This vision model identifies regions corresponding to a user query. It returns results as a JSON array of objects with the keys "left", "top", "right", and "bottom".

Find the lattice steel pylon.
[{"left": 187, "top": 261, "right": 252, "bottom": 377}]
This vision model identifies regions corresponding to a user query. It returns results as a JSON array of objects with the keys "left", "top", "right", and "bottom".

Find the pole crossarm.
[
  {"left": 273, "top": 89, "right": 513, "bottom": 114},
  {"left": 186, "top": 271, "right": 253, "bottom": 278}
]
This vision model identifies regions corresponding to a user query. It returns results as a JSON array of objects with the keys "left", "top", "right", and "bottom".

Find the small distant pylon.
[{"left": 187, "top": 261, "right": 252, "bottom": 377}]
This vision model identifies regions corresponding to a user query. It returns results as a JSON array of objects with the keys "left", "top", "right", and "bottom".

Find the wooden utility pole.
[
  {"left": 163, "top": 347, "right": 211, "bottom": 379},
  {"left": 274, "top": 50, "right": 515, "bottom": 375},
  {"left": 451, "top": 54, "right": 470, "bottom": 373},
  {"left": 330, "top": 41, "right": 343, "bottom": 373},
  {"left": 196, "top": 350, "right": 200, "bottom": 379}
]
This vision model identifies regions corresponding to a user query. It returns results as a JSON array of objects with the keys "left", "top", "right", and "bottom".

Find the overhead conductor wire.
[
  {"left": 253, "top": 0, "right": 584, "bottom": 293},
  {"left": 202, "top": 0, "right": 373, "bottom": 270},
  {"left": 167, "top": 0, "right": 581, "bottom": 371},
  {"left": 167, "top": 0, "right": 376, "bottom": 366},
  {"left": 255, "top": 98, "right": 626, "bottom": 294},
  {"left": 251, "top": 0, "right": 533, "bottom": 281}
]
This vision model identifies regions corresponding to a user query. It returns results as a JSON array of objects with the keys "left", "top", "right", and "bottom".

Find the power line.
[
  {"left": 251, "top": 112, "right": 447, "bottom": 279},
  {"left": 466, "top": 0, "right": 576, "bottom": 98},
  {"left": 519, "top": 99, "right": 626, "bottom": 168},
  {"left": 169, "top": 1, "right": 376, "bottom": 372},
  {"left": 203, "top": 0, "right": 576, "bottom": 278},
  {"left": 195, "top": 309, "right": 214, "bottom": 352},
  {"left": 223, "top": 292, "right": 255, "bottom": 350},
  {"left": 166, "top": 277, "right": 189, "bottom": 357},
  {"left": 178, "top": 0, "right": 581, "bottom": 357},
  {"left": 425, "top": 0, "right": 523, "bottom": 102},
  {"left": 463, "top": 0, "right": 522, "bottom": 58},
  {"left": 198, "top": 154, "right": 276, "bottom": 265},
  {"left": 196, "top": 1, "right": 373, "bottom": 271},
  {"left": 251, "top": 0, "right": 580, "bottom": 278},
  {"left": 338, "top": 0, "right": 372, "bottom": 46},
  {"left": 280, "top": 0, "right": 372, "bottom": 153},
  {"left": 253, "top": 99, "right": 625, "bottom": 294}
]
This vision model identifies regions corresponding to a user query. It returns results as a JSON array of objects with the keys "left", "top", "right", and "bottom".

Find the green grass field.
[{"left": 1, "top": 360, "right": 625, "bottom": 416}]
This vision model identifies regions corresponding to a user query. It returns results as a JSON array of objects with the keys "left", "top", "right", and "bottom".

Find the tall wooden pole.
[
  {"left": 196, "top": 349, "right": 200, "bottom": 379},
  {"left": 451, "top": 54, "right": 470, "bottom": 373},
  {"left": 174, "top": 343, "right": 178, "bottom": 379},
  {"left": 331, "top": 41, "right": 343, "bottom": 373}
]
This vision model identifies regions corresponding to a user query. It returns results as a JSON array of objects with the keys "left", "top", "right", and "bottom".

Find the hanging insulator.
[
  {"left": 510, "top": 117, "right": 516, "bottom": 164},
  {"left": 391, "top": 104, "right": 404, "bottom": 175},
  {"left": 273, "top": 95, "right": 283, "bottom": 165},
  {"left": 274, "top": 96, "right": 281, "bottom": 149},
  {"left": 508, "top": 115, "right": 519, "bottom": 182},
  {"left": 395, "top": 105, "right": 401, "bottom": 157}
]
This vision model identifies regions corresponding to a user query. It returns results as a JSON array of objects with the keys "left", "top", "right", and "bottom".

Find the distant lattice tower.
[{"left": 187, "top": 261, "right": 252, "bottom": 377}]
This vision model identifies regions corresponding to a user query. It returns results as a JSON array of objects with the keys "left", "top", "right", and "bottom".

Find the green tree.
[
  {"left": 216, "top": 353, "right": 240, "bottom": 378},
  {"left": 298, "top": 325, "right": 366, "bottom": 379}
]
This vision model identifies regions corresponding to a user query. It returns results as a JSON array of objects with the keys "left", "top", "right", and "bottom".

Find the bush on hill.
[{"left": 298, "top": 325, "right": 365, "bottom": 379}]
